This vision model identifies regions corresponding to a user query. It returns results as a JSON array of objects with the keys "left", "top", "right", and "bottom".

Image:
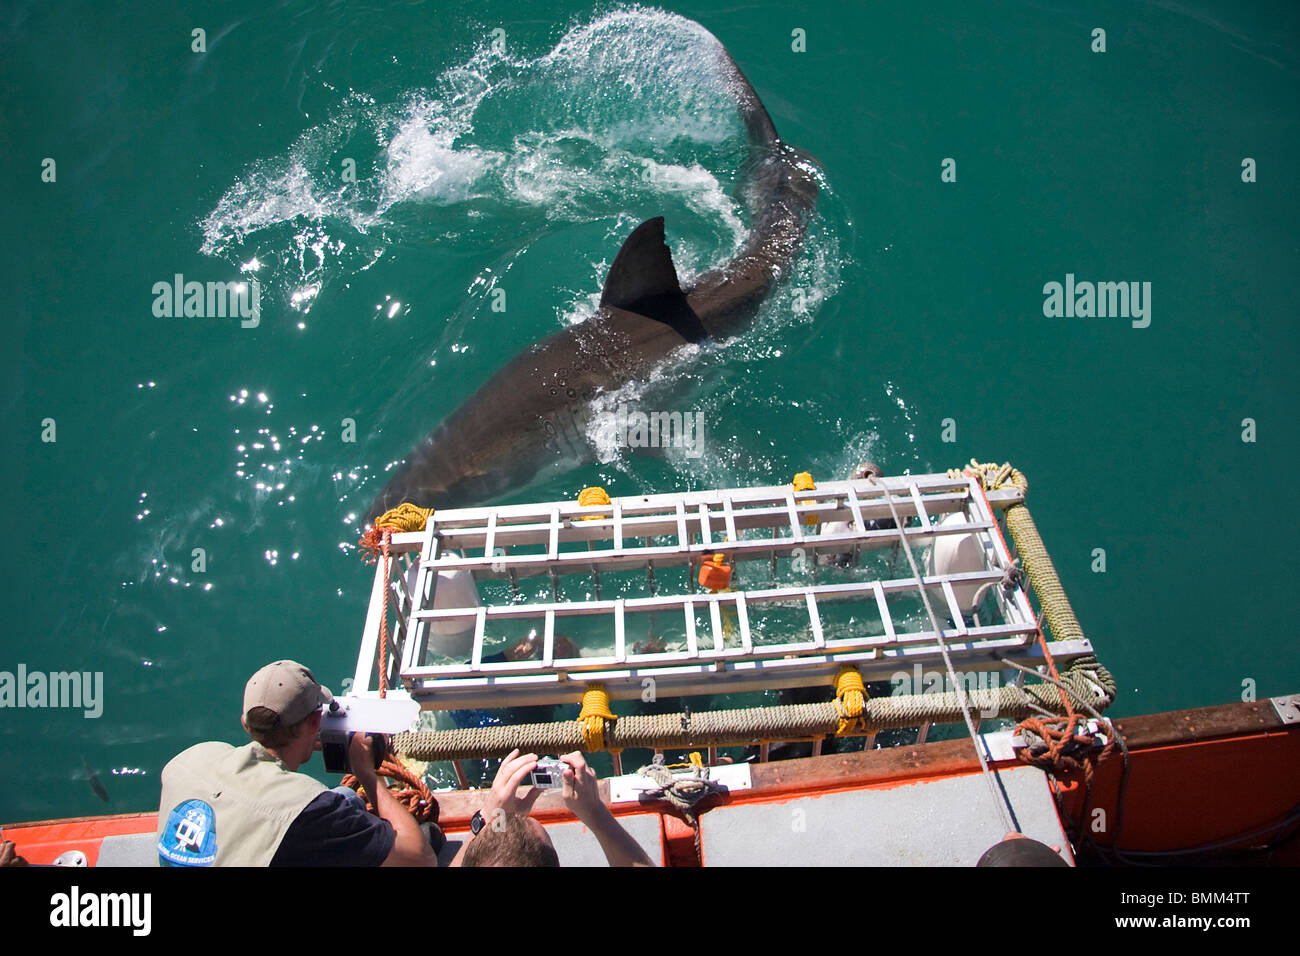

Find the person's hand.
[
  {"left": 349, "top": 733, "right": 379, "bottom": 792},
  {"left": 0, "top": 840, "right": 29, "bottom": 867},
  {"left": 503, "top": 634, "right": 579, "bottom": 661},
  {"left": 558, "top": 751, "right": 603, "bottom": 819},
  {"left": 556, "top": 752, "right": 652, "bottom": 866},
  {"left": 478, "top": 749, "right": 542, "bottom": 824}
]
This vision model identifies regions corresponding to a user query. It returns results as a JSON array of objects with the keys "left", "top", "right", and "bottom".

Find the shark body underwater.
[{"left": 363, "top": 32, "right": 819, "bottom": 527}]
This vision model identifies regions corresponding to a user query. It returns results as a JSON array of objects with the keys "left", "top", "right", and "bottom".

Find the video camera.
[{"left": 318, "top": 695, "right": 420, "bottom": 775}]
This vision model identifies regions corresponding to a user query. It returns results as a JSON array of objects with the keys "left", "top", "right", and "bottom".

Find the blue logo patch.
[{"left": 158, "top": 799, "right": 217, "bottom": 866}]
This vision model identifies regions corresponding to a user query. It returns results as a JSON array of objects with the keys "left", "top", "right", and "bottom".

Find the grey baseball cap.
[{"left": 243, "top": 660, "right": 333, "bottom": 729}]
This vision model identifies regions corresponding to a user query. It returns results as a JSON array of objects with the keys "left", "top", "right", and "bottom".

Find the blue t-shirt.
[{"left": 269, "top": 791, "right": 396, "bottom": 866}]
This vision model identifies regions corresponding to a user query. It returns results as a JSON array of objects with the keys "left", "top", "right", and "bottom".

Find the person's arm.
[
  {"left": 559, "top": 751, "right": 653, "bottom": 867},
  {"left": 0, "top": 840, "right": 29, "bottom": 867},
  {"left": 350, "top": 734, "right": 435, "bottom": 867},
  {"left": 449, "top": 749, "right": 542, "bottom": 867}
]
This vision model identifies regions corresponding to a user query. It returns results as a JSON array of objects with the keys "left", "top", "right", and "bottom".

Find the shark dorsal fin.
[
  {"left": 599, "top": 217, "right": 708, "bottom": 343},
  {"left": 600, "top": 217, "right": 684, "bottom": 310}
]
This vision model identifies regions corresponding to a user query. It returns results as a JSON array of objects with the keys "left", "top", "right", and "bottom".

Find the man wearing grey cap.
[{"left": 156, "top": 660, "right": 434, "bottom": 867}]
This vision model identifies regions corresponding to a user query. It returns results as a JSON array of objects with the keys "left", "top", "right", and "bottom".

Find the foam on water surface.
[{"left": 199, "top": 8, "right": 761, "bottom": 302}]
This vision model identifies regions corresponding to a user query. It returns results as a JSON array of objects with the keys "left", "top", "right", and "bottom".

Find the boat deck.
[{"left": 5, "top": 697, "right": 1297, "bottom": 866}]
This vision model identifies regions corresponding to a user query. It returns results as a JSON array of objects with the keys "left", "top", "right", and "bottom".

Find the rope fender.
[
  {"left": 954, "top": 460, "right": 1085, "bottom": 646},
  {"left": 392, "top": 659, "right": 1113, "bottom": 763}
]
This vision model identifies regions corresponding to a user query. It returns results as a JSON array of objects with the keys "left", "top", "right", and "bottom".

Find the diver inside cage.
[{"left": 401, "top": 554, "right": 581, "bottom": 728}]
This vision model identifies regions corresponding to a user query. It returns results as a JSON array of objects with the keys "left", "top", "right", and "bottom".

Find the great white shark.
[{"left": 364, "top": 36, "right": 819, "bottom": 525}]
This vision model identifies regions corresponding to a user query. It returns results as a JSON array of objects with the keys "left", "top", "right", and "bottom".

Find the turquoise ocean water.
[{"left": 2, "top": 0, "right": 1297, "bottom": 824}]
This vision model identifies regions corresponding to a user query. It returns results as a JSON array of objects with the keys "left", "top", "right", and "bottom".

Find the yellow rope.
[
  {"left": 374, "top": 503, "right": 435, "bottom": 532},
  {"left": 577, "top": 683, "right": 618, "bottom": 752},
  {"left": 793, "top": 471, "right": 819, "bottom": 527},
  {"left": 658, "top": 750, "right": 708, "bottom": 772},
  {"left": 577, "top": 485, "right": 611, "bottom": 520},
  {"left": 359, "top": 503, "right": 434, "bottom": 562},
  {"left": 833, "top": 665, "right": 869, "bottom": 735},
  {"left": 715, "top": 586, "right": 740, "bottom": 637}
]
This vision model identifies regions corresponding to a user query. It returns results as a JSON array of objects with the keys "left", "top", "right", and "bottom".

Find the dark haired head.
[{"left": 463, "top": 814, "right": 560, "bottom": 867}]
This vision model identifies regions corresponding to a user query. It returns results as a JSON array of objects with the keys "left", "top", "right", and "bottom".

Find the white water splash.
[{"left": 199, "top": 7, "right": 751, "bottom": 297}]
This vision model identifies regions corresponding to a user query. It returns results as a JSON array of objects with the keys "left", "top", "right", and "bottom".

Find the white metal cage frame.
[{"left": 353, "top": 473, "right": 1092, "bottom": 711}]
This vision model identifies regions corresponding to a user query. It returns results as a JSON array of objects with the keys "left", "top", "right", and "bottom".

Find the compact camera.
[{"left": 529, "top": 757, "right": 568, "bottom": 789}]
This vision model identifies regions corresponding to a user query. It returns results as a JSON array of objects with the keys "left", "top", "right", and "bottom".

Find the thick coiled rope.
[
  {"left": 392, "top": 664, "right": 1111, "bottom": 762},
  {"left": 342, "top": 754, "right": 440, "bottom": 824},
  {"left": 636, "top": 753, "right": 726, "bottom": 824},
  {"left": 952, "top": 460, "right": 1084, "bottom": 645},
  {"left": 955, "top": 460, "right": 1122, "bottom": 822},
  {"left": 577, "top": 485, "right": 611, "bottom": 520},
  {"left": 359, "top": 503, "right": 435, "bottom": 561}
]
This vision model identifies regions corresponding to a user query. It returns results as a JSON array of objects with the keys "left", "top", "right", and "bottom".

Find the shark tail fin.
[{"left": 715, "top": 48, "right": 779, "bottom": 146}]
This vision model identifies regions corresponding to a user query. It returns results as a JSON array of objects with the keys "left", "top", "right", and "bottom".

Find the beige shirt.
[{"left": 156, "top": 741, "right": 326, "bottom": 866}]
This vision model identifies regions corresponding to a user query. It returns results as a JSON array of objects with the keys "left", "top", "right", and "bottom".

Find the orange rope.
[
  {"left": 1016, "top": 714, "right": 1115, "bottom": 791},
  {"left": 358, "top": 523, "right": 394, "bottom": 563},
  {"left": 377, "top": 529, "right": 390, "bottom": 698},
  {"left": 342, "top": 755, "right": 440, "bottom": 824},
  {"left": 1016, "top": 629, "right": 1113, "bottom": 806}
]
